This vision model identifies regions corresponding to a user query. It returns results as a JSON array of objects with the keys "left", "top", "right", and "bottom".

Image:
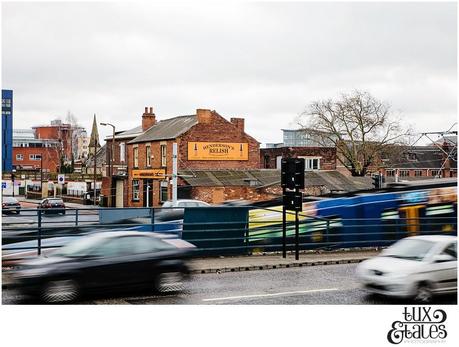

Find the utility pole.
[
  {"left": 100, "top": 122, "right": 116, "bottom": 207},
  {"left": 93, "top": 138, "right": 97, "bottom": 206},
  {"left": 172, "top": 143, "right": 178, "bottom": 204}
]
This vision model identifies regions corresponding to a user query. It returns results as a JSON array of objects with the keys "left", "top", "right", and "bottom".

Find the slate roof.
[
  {"left": 179, "top": 169, "right": 373, "bottom": 192},
  {"left": 85, "top": 144, "right": 106, "bottom": 167},
  {"left": 386, "top": 146, "right": 457, "bottom": 169},
  {"left": 128, "top": 115, "right": 197, "bottom": 144}
]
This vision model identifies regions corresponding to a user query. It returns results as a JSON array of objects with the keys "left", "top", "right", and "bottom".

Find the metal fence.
[{"left": 2, "top": 205, "right": 457, "bottom": 262}]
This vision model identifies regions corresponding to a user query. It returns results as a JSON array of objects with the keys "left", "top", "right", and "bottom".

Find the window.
[
  {"left": 441, "top": 242, "right": 457, "bottom": 260},
  {"left": 133, "top": 147, "right": 138, "bottom": 168},
  {"left": 119, "top": 142, "right": 126, "bottom": 163},
  {"left": 160, "top": 144, "right": 167, "bottom": 167},
  {"left": 431, "top": 170, "right": 441, "bottom": 177},
  {"left": 160, "top": 181, "right": 168, "bottom": 203},
  {"left": 299, "top": 157, "right": 321, "bottom": 170},
  {"left": 414, "top": 170, "right": 423, "bottom": 177},
  {"left": 386, "top": 170, "right": 395, "bottom": 177},
  {"left": 16, "top": 154, "right": 23, "bottom": 161},
  {"left": 399, "top": 170, "right": 409, "bottom": 177},
  {"left": 29, "top": 154, "right": 42, "bottom": 161},
  {"left": 132, "top": 180, "right": 140, "bottom": 201},
  {"left": 146, "top": 145, "right": 151, "bottom": 167}
]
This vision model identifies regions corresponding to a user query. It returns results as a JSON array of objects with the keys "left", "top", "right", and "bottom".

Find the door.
[
  {"left": 115, "top": 180, "right": 124, "bottom": 207},
  {"left": 143, "top": 179, "right": 153, "bottom": 207}
]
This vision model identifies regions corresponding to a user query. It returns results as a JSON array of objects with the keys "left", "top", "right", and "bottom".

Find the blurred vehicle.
[
  {"left": 13, "top": 231, "right": 195, "bottom": 303},
  {"left": 155, "top": 199, "right": 210, "bottom": 221},
  {"left": 2, "top": 196, "right": 21, "bottom": 214},
  {"left": 356, "top": 235, "right": 457, "bottom": 303},
  {"left": 38, "top": 198, "right": 66, "bottom": 215},
  {"left": 220, "top": 199, "right": 251, "bottom": 207}
]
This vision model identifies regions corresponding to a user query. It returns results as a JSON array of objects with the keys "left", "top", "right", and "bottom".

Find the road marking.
[{"left": 202, "top": 288, "right": 339, "bottom": 302}]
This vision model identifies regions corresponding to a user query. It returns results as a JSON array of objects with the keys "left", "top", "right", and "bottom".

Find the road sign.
[
  {"left": 281, "top": 158, "right": 305, "bottom": 189},
  {"left": 57, "top": 174, "right": 65, "bottom": 184},
  {"left": 283, "top": 190, "right": 303, "bottom": 212},
  {"left": 1, "top": 182, "right": 6, "bottom": 189}
]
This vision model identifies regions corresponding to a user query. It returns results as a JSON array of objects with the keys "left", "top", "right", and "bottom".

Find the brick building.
[
  {"left": 121, "top": 107, "right": 260, "bottom": 207},
  {"left": 12, "top": 129, "right": 60, "bottom": 173},
  {"left": 33, "top": 119, "right": 73, "bottom": 162},
  {"left": 260, "top": 147, "right": 337, "bottom": 171},
  {"left": 379, "top": 143, "right": 457, "bottom": 180}
]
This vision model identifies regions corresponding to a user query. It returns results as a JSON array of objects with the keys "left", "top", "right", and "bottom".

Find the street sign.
[
  {"left": 1, "top": 182, "right": 6, "bottom": 189},
  {"left": 57, "top": 174, "right": 65, "bottom": 184}
]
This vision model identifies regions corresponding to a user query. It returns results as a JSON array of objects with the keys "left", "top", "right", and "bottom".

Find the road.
[{"left": 3, "top": 263, "right": 456, "bottom": 305}]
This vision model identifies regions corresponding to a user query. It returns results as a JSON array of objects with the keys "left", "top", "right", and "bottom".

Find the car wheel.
[
  {"left": 41, "top": 279, "right": 79, "bottom": 303},
  {"left": 414, "top": 283, "right": 433, "bottom": 304},
  {"left": 154, "top": 272, "right": 184, "bottom": 294}
]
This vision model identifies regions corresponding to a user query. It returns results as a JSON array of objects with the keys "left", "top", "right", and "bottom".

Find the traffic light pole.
[{"left": 282, "top": 186, "right": 286, "bottom": 258}]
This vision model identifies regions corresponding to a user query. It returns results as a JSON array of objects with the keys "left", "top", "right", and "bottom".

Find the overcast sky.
[{"left": 1, "top": 1, "right": 457, "bottom": 146}]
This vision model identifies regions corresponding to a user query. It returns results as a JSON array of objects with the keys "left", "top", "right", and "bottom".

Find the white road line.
[{"left": 202, "top": 288, "right": 339, "bottom": 302}]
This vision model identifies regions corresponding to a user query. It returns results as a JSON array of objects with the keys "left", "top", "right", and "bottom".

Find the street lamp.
[{"left": 100, "top": 122, "right": 116, "bottom": 207}]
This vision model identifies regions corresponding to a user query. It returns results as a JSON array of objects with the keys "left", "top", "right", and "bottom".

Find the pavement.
[{"left": 2, "top": 249, "right": 379, "bottom": 290}]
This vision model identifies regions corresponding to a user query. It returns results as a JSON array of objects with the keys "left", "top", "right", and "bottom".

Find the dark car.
[
  {"left": 13, "top": 231, "right": 195, "bottom": 303},
  {"left": 38, "top": 198, "right": 66, "bottom": 214},
  {"left": 2, "top": 197, "right": 21, "bottom": 214}
]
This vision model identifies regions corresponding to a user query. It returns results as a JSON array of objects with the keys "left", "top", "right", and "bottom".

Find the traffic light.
[
  {"left": 372, "top": 174, "right": 383, "bottom": 189},
  {"left": 281, "top": 158, "right": 305, "bottom": 190}
]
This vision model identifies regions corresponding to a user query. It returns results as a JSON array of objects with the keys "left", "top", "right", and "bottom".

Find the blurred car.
[
  {"left": 155, "top": 199, "right": 210, "bottom": 221},
  {"left": 220, "top": 199, "right": 251, "bottom": 207},
  {"left": 13, "top": 231, "right": 195, "bottom": 303},
  {"left": 2, "top": 196, "right": 21, "bottom": 214},
  {"left": 38, "top": 198, "right": 66, "bottom": 215},
  {"left": 356, "top": 235, "right": 457, "bottom": 303}
]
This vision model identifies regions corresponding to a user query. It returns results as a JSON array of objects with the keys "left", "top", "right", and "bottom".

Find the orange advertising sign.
[
  {"left": 188, "top": 142, "right": 249, "bottom": 161},
  {"left": 132, "top": 169, "right": 166, "bottom": 179}
]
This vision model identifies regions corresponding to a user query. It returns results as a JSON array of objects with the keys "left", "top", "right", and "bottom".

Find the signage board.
[
  {"left": 132, "top": 169, "right": 166, "bottom": 179},
  {"left": 187, "top": 142, "right": 249, "bottom": 161},
  {"left": 57, "top": 174, "right": 65, "bottom": 184}
]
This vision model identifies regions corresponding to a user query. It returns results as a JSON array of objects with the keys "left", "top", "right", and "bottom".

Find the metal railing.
[{"left": 2, "top": 205, "right": 457, "bottom": 262}]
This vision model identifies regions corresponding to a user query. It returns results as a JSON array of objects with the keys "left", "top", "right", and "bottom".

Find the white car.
[{"left": 356, "top": 235, "right": 457, "bottom": 302}]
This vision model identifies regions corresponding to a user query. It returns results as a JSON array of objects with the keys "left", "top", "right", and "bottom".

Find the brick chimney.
[
  {"left": 196, "top": 109, "right": 212, "bottom": 124},
  {"left": 230, "top": 117, "right": 245, "bottom": 133},
  {"left": 142, "top": 106, "right": 156, "bottom": 131}
]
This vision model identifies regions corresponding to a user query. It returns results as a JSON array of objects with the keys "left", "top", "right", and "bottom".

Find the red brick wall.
[
  {"left": 13, "top": 147, "right": 60, "bottom": 172},
  {"left": 125, "top": 110, "right": 260, "bottom": 206},
  {"left": 178, "top": 111, "right": 260, "bottom": 170},
  {"left": 260, "top": 147, "right": 336, "bottom": 170},
  {"left": 34, "top": 126, "right": 73, "bottom": 160}
]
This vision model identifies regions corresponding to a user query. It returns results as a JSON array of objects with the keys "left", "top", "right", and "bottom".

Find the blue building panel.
[{"left": 2, "top": 89, "right": 13, "bottom": 172}]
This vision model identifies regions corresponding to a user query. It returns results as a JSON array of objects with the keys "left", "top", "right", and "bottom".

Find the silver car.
[{"left": 356, "top": 235, "right": 457, "bottom": 302}]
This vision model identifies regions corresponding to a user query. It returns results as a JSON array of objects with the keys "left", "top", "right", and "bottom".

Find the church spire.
[{"left": 89, "top": 114, "right": 100, "bottom": 155}]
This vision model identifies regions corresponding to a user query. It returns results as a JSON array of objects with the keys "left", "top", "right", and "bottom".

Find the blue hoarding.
[{"left": 2, "top": 89, "right": 13, "bottom": 172}]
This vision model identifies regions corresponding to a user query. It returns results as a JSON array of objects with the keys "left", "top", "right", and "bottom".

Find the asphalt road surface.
[{"left": 3, "top": 263, "right": 456, "bottom": 305}]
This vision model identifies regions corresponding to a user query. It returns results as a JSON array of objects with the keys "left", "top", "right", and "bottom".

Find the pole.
[
  {"left": 11, "top": 171, "right": 15, "bottom": 197},
  {"left": 146, "top": 184, "right": 149, "bottom": 207},
  {"left": 111, "top": 125, "right": 115, "bottom": 207},
  {"left": 93, "top": 139, "right": 97, "bottom": 206},
  {"left": 172, "top": 143, "right": 178, "bottom": 204},
  {"left": 295, "top": 208, "right": 299, "bottom": 261},
  {"left": 40, "top": 155, "right": 44, "bottom": 198},
  {"left": 282, "top": 186, "right": 286, "bottom": 258}
]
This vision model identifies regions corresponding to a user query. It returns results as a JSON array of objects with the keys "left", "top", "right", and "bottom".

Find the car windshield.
[
  {"left": 383, "top": 239, "right": 436, "bottom": 261},
  {"left": 52, "top": 235, "right": 104, "bottom": 258},
  {"left": 49, "top": 199, "right": 63, "bottom": 203}
]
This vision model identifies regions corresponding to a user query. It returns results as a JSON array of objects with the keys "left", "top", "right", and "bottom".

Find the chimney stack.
[
  {"left": 196, "top": 109, "right": 212, "bottom": 124},
  {"left": 230, "top": 117, "right": 245, "bottom": 133},
  {"left": 142, "top": 106, "right": 156, "bottom": 131}
]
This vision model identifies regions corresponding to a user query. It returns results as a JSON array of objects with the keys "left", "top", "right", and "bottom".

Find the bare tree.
[{"left": 299, "top": 90, "right": 410, "bottom": 176}]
